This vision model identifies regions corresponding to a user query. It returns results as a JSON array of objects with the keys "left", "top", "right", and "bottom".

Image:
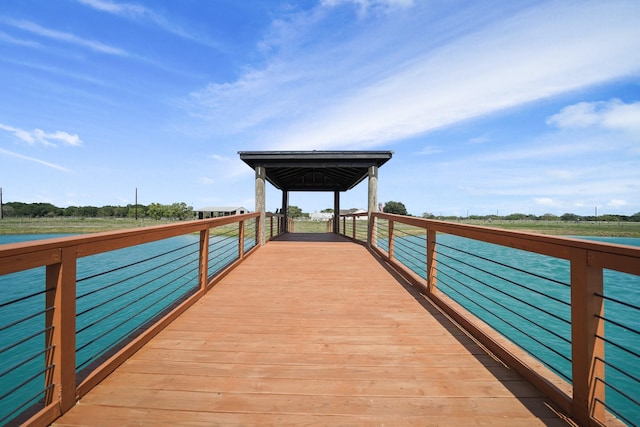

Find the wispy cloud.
[
  {"left": 0, "top": 123, "right": 82, "bottom": 147},
  {"left": 416, "top": 146, "right": 442, "bottom": 156},
  {"left": 76, "top": 0, "right": 221, "bottom": 48},
  {"left": 547, "top": 99, "right": 640, "bottom": 136},
  {"left": 321, "top": 0, "right": 415, "bottom": 16},
  {"left": 76, "top": 0, "right": 147, "bottom": 16},
  {"left": 0, "top": 148, "right": 71, "bottom": 172},
  {"left": 3, "top": 18, "right": 128, "bottom": 56},
  {"left": 0, "top": 30, "right": 40, "bottom": 47},
  {"left": 187, "top": 0, "right": 640, "bottom": 151}
]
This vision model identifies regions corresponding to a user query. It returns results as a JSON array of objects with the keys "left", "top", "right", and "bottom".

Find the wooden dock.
[{"left": 54, "top": 234, "right": 573, "bottom": 426}]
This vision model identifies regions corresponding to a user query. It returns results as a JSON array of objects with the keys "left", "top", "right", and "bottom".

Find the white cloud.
[
  {"left": 198, "top": 177, "right": 215, "bottom": 185},
  {"left": 0, "top": 148, "right": 71, "bottom": 172},
  {"left": 0, "top": 123, "right": 82, "bottom": 147},
  {"left": 187, "top": 1, "right": 640, "bottom": 151},
  {"left": 76, "top": 0, "right": 147, "bottom": 16},
  {"left": 534, "top": 197, "right": 556, "bottom": 207},
  {"left": 416, "top": 146, "right": 442, "bottom": 156},
  {"left": 209, "top": 154, "right": 231, "bottom": 162},
  {"left": 76, "top": 0, "right": 221, "bottom": 48},
  {"left": 547, "top": 99, "right": 640, "bottom": 136},
  {"left": 321, "top": 0, "right": 415, "bottom": 16},
  {"left": 0, "top": 30, "right": 40, "bottom": 48},
  {"left": 607, "top": 199, "right": 628, "bottom": 208},
  {"left": 3, "top": 19, "right": 128, "bottom": 56}
]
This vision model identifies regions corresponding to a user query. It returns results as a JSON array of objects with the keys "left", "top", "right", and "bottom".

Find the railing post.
[
  {"left": 570, "top": 248, "right": 605, "bottom": 425},
  {"left": 388, "top": 220, "right": 395, "bottom": 259},
  {"left": 238, "top": 220, "right": 245, "bottom": 259},
  {"left": 368, "top": 214, "right": 377, "bottom": 248},
  {"left": 352, "top": 216, "right": 356, "bottom": 239},
  {"left": 199, "top": 229, "right": 210, "bottom": 291},
  {"left": 426, "top": 227, "right": 437, "bottom": 294},
  {"left": 270, "top": 216, "right": 274, "bottom": 239},
  {"left": 45, "top": 247, "right": 76, "bottom": 414}
]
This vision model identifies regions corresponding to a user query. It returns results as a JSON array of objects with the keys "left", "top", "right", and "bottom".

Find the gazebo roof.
[{"left": 238, "top": 151, "right": 393, "bottom": 191}]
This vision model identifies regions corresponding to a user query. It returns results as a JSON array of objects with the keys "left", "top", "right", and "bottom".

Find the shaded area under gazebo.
[{"left": 239, "top": 150, "right": 393, "bottom": 243}]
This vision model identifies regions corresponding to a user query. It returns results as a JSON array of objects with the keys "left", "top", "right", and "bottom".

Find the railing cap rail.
[
  {"left": 372, "top": 212, "right": 640, "bottom": 260},
  {"left": 0, "top": 212, "right": 259, "bottom": 259}
]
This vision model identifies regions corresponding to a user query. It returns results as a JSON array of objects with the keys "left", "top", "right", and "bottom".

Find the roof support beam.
[
  {"left": 333, "top": 191, "right": 340, "bottom": 234},
  {"left": 255, "top": 166, "right": 266, "bottom": 245}
]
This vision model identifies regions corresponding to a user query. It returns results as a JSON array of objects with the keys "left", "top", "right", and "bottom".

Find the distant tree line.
[
  {"left": 1, "top": 202, "right": 194, "bottom": 220},
  {"left": 421, "top": 211, "right": 640, "bottom": 222}
]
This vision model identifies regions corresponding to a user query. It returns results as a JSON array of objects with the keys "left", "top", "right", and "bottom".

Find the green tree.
[
  {"left": 147, "top": 203, "right": 165, "bottom": 220},
  {"left": 287, "top": 205, "right": 303, "bottom": 218},
  {"left": 383, "top": 201, "right": 408, "bottom": 216},
  {"left": 561, "top": 213, "right": 579, "bottom": 222},
  {"left": 539, "top": 213, "right": 559, "bottom": 221}
]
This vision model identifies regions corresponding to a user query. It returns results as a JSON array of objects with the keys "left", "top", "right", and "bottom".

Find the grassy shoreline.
[
  {"left": 0, "top": 217, "right": 177, "bottom": 235},
  {"left": 1, "top": 217, "right": 640, "bottom": 238}
]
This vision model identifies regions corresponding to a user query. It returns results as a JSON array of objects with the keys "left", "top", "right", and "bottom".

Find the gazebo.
[{"left": 239, "top": 151, "right": 393, "bottom": 244}]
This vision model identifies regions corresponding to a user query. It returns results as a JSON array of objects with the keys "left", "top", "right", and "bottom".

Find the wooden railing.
[
  {"left": 337, "top": 212, "right": 639, "bottom": 426},
  {"left": 0, "top": 212, "right": 273, "bottom": 426}
]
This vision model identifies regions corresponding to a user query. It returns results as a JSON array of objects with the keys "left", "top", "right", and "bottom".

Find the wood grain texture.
[{"left": 54, "top": 236, "right": 573, "bottom": 426}]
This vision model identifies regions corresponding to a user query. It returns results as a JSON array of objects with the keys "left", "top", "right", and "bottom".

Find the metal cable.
[
  {"left": 0, "top": 306, "right": 53, "bottom": 334},
  {"left": 77, "top": 267, "right": 198, "bottom": 370},
  {"left": 435, "top": 264, "right": 572, "bottom": 380},
  {"left": 77, "top": 246, "right": 199, "bottom": 317},
  {"left": 437, "top": 244, "right": 571, "bottom": 315},
  {"left": 77, "top": 256, "right": 198, "bottom": 336},
  {"left": 438, "top": 240, "right": 570, "bottom": 288}
]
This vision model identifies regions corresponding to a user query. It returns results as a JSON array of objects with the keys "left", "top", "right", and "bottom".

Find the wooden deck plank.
[{"left": 54, "top": 237, "right": 573, "bottom": 426}]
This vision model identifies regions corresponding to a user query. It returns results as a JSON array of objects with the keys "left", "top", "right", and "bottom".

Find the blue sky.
[{"left": 1, "top": 0, "right": 639, "bottom": 217}]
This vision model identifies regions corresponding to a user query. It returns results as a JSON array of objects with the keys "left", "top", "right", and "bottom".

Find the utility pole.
[
  {"left": 0, "top": 187, "right": 3, "bottom": 220},
  {"left": 135, "top": 188, "right": 138, "bottom": 220}
]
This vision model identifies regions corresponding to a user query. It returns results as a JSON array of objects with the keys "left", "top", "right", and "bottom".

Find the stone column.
[
  {"left": 368, "top": 165, "right": 378, "bottom": 216},
  {"left": 255, "top": 166, "right": 266, "bottom": 245},
  {"left": 368, "top": 165, "right": 378, "bottom": 247}
]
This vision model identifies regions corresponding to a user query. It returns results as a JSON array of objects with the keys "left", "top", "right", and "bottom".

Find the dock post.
[
  {"left": 282, "top": 190, "right": 289, "bottom": 233},
  {"left": 333, "top": 191, "right": 340, "bottom": 234},
  {"left": 367, "top": 165, "right": 378, "bottom": 247},
  {"left": 255, "top": 166, "right": 266, "bottom": 245}
]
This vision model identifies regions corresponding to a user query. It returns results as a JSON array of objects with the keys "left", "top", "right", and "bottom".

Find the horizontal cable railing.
[
  {"left": 368, "top": 212, "right": 640, "bottom": 427},
  {"left": 337, "top": 213, "right": 369, "bottom": 243},
  {"left": 75, "top": 238, "right": 201, "bottom": 373},
  {"left": 434, "top": 236, "right": 572, "bottom": 382},
  {"left": 0, "top": 271, "right": 54, "bottom": 426},
  {"left": 0, "top": 213, "right": 261, "bottom": 426},
  {"left": 595, "top": 270, "right": 640, "bottom": 426}
]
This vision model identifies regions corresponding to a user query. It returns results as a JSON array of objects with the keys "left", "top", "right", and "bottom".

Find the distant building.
[
  {"left": 310, "top": 211, "right": 334, "bottom": 221},
  {"left": 340, "top": 208, "right": 368, "bottom": 218},
  {"left": 194, "top": 206, "right": 249, "bottom": 219}
]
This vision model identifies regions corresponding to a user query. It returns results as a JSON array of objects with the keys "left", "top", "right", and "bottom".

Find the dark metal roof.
[{"left": 239, "top": 151, "right": 393, "bottom": 191}]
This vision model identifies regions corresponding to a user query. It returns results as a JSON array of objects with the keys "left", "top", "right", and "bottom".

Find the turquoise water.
[
  {"left": 384, "top": 234, "right": 640, "bottom": 426},
  {"left": 0, "top": 233, "right": 250, "bottom": 425},
  {"left": 0, "top": 233, "right": 638, "bottom": 425}
]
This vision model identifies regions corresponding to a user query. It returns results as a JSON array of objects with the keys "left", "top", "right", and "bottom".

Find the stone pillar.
[
  {"left": 368, "top": 165, "right": 378, "bottom": 216},
  {"left": 368, "top": 165, "right": 378, "bottom": 247},
  {"left": 255, "top": 166, "right": 266, "bottom": 245},
  {"left": 333, "top": 190, "right": 340, "bottom": 234}
]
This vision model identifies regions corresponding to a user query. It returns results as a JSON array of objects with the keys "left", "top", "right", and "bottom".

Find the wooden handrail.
[
  {"left": 0, "top": 213, "right": 260, "bottom": 426},
  {"left": 363, "top": 212, "right": 639, "bottom": 426}
]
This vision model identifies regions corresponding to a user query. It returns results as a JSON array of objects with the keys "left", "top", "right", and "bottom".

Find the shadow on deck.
[{"left": 54, "top": 236, "right": 573, "bottom": 426}]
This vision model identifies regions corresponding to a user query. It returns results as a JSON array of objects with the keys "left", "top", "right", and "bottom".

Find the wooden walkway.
[{"left": 55, "top": 234, "right": 573, "bottom": 426}]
